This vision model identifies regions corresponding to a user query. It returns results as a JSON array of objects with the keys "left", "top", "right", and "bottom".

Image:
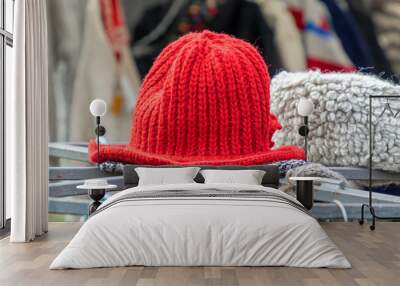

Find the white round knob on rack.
[
  {"left": 297, "top": 98, "right": 314, "bottom": 117},
  {"left": 89, "top": 99, "right": 107, "bottom": 117}
]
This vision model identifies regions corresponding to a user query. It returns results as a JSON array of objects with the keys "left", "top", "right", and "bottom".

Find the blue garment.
[
  {"left": 321, "top": 0, "right": 373, "bottom": 68},
  {"left": 273, "top": 160, "right": 307, "bottom": 177}
]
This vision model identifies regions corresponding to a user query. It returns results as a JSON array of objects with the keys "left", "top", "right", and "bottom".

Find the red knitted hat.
[{"left": 89, "top": 31, "right": 304, "bottom": 165}]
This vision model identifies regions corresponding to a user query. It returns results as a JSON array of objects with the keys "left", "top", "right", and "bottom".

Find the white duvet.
[{"left": 50, "top": 183, "right": 350, "bottom": 269}]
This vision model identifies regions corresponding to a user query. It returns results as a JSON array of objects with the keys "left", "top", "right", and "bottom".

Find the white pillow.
[
  {"left": 135, "top": 167, "right": 200, "bottom": 186},
  {"left": 200, "top": 169, "right": 266, "bottom": 185}
]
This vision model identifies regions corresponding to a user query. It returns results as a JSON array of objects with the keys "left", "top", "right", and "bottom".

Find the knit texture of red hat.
[{"left": 89, "top": 30, "right": 304, "bottom": 165}]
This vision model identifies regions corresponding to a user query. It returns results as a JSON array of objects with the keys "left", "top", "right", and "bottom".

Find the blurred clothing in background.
[
  {"left": 70, "top": 0, "right": 140, "bottom": 143},
  {"left": 321, "top": 0, "right": 373, "bottom": 69},
  {"left": 130, "top": 0, "right": 283, "bottom": 77},
  {"left": 48, "top": 0, "right": 400, "bottom": 144},
  {"left": 371, "top": 0, "right": 400, "bottom": 74},
  {"left": 346, "top": 0, "right": 394, "bottom": 79},
  {"left": 48, "top": 0, "right": 87, "bottom": 141}
]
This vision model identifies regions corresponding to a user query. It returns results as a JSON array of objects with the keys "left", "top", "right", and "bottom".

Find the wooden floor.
[{"left": 0, "top": 222, "right": 399, "bottom": 286}]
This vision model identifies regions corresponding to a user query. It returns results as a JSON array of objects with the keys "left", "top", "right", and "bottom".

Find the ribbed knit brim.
[
  {"left": 88, "top": 140, "right": 304, "bottom": 165},
  {"left": 89, "top": 31, "right": 305, "bottom": 165}
]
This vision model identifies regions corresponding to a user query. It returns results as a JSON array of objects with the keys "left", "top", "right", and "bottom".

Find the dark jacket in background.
[
  {"left": 321, "top": 0, "right": 373, "bottom": 69},
  {"left": 346, "top": 0, "right": 396, "bottom": 81},
  {"left": 131, "top": 0, "right": 283, "bottom": 78}
]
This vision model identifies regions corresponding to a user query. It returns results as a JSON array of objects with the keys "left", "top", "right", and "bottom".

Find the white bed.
[{"left": 50, "top": 183, "right": 350, "bottom": 269}]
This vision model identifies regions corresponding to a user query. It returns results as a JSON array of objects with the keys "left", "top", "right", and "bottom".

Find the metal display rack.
[{"left": 359, "top": 95, "right": 400, "bottom": 230}]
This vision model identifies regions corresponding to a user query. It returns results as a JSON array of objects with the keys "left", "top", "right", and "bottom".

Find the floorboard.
[{"left": 0, "top": 222, "right": 399, "bottom": 286}]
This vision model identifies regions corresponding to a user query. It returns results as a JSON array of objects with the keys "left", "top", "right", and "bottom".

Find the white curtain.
[{"left": 7, "top": 0, "right": 49, "bottom": 242}]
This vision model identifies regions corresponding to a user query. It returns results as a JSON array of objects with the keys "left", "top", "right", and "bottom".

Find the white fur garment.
[{"left": 271, "top": 71, "right": 400, "bottom": 172}]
